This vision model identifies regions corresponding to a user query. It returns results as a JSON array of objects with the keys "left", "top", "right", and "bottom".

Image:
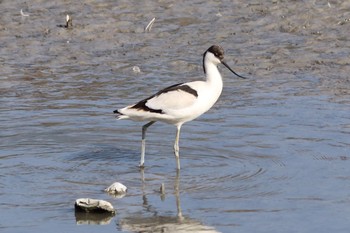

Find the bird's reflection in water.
[{"left": 118, "top": 169, "right": 220, "bottom": 233}]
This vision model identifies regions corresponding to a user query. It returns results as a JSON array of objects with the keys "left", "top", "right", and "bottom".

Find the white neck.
[{"left": 204, "top": 59, "right": 223, "bottom": 89}]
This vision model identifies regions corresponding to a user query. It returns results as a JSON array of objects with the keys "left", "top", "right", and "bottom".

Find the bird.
[{"left": 114, "top": 45, "right": 247, "bottom": 170}]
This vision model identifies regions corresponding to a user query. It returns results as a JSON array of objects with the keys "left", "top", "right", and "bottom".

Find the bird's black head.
[
  {"left": 203, "top": 45, "right": 247, "bottom": 79},
  {"left": 206, "top": 45, "right": 225, "bottom": 61}
]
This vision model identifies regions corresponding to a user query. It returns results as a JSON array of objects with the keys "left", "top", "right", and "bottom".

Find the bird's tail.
[{"left": 113, "top": 109, "right": 128, "bottom": 120}]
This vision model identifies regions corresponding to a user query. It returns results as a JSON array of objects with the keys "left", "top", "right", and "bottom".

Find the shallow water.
[{"left": 1, "top": 1, "right": 350, "bottom": 233}]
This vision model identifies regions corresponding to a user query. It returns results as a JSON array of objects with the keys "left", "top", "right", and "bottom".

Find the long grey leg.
[
  {"left": 174, "top": 124, "right": 182, "bottom": 170},
  {"left": 175, "top": 169, "right": 183, "bottom": 219},
  {"left": 140, "top": 121, "right": 156, "bottom": 167}
]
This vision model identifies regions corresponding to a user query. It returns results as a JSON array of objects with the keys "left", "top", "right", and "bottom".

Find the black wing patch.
[
  {"left": 131, "top": 99, "right": 163, "bottom": 114},
  {"left": 131, "top": 83, "right": 198, "bottom": 114}
]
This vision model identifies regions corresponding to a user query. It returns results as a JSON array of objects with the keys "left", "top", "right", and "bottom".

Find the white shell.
[
  {"left": 105, "top": 182, "right": 127, "bottom": 195},
  {"left": 132, "top": 66, "right": 141, "bottom": 73},
  {"left": 75, "top": 198, "right": 115, "bottom": 213},
  {"left": 20, "top": 9, "right": 29, "bottom": 17}
]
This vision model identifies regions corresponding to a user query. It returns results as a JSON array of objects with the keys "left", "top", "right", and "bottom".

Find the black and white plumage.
[{"left": 114, "top": 45, "right": 247, "bottom": 170}]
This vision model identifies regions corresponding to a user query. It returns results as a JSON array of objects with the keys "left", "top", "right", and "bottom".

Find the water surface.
[{"left": 1, "top": 1, "right": 350, "bottom": 233}]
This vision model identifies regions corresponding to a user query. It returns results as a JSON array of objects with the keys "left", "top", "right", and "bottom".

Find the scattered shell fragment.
[
  {"left": 20, "top": 9, "right": 29, "bottom": 17},
  {"left": 105, "top": 182, "right": 127, "bottom": 197},
  {"left": 132, "top": 66, "right": 141, "bottom": 73},
  {"left": 58, "top": 14, "right": 73, "bottom": 28},
  {"left": 66, "top": 14, "right": 73, "bottom": 28},
  {"left": 75, "top": 198, "right": 115, "bottom": 214},
  {"left": 144, "top": 17, "right": 155, "bottom": 32}
]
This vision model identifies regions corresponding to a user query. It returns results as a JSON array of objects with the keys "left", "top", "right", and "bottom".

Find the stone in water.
[
  {"left": 105, "top": 182, "right": 127, "bottom": 195},
  {"left": 75, "top": 198, "right": 115, "bottom": 214}
]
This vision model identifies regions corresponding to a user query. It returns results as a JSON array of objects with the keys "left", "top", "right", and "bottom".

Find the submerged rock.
[
  {"left": 75, "top": 198, "right": 115, "bottom": 214},
  {"left": 105, "top": 182, "right": 127, "bottom": 197}
]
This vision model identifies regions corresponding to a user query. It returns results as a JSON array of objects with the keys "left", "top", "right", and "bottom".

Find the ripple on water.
[
  {"left": 173, "top": 150, "right": 269, "bottom": 199},
  {"left": 1, "top": 0, "right": 350, "bottom": 232}
]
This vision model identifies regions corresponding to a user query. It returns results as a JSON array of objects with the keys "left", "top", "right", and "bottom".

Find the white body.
[{"left": 117, "top": 52, "right": 223, "bottom": 126}]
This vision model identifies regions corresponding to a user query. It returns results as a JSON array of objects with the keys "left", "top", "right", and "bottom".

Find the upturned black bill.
[{"left": 222, "top": 61, "right": 247, "bottom": 79}]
